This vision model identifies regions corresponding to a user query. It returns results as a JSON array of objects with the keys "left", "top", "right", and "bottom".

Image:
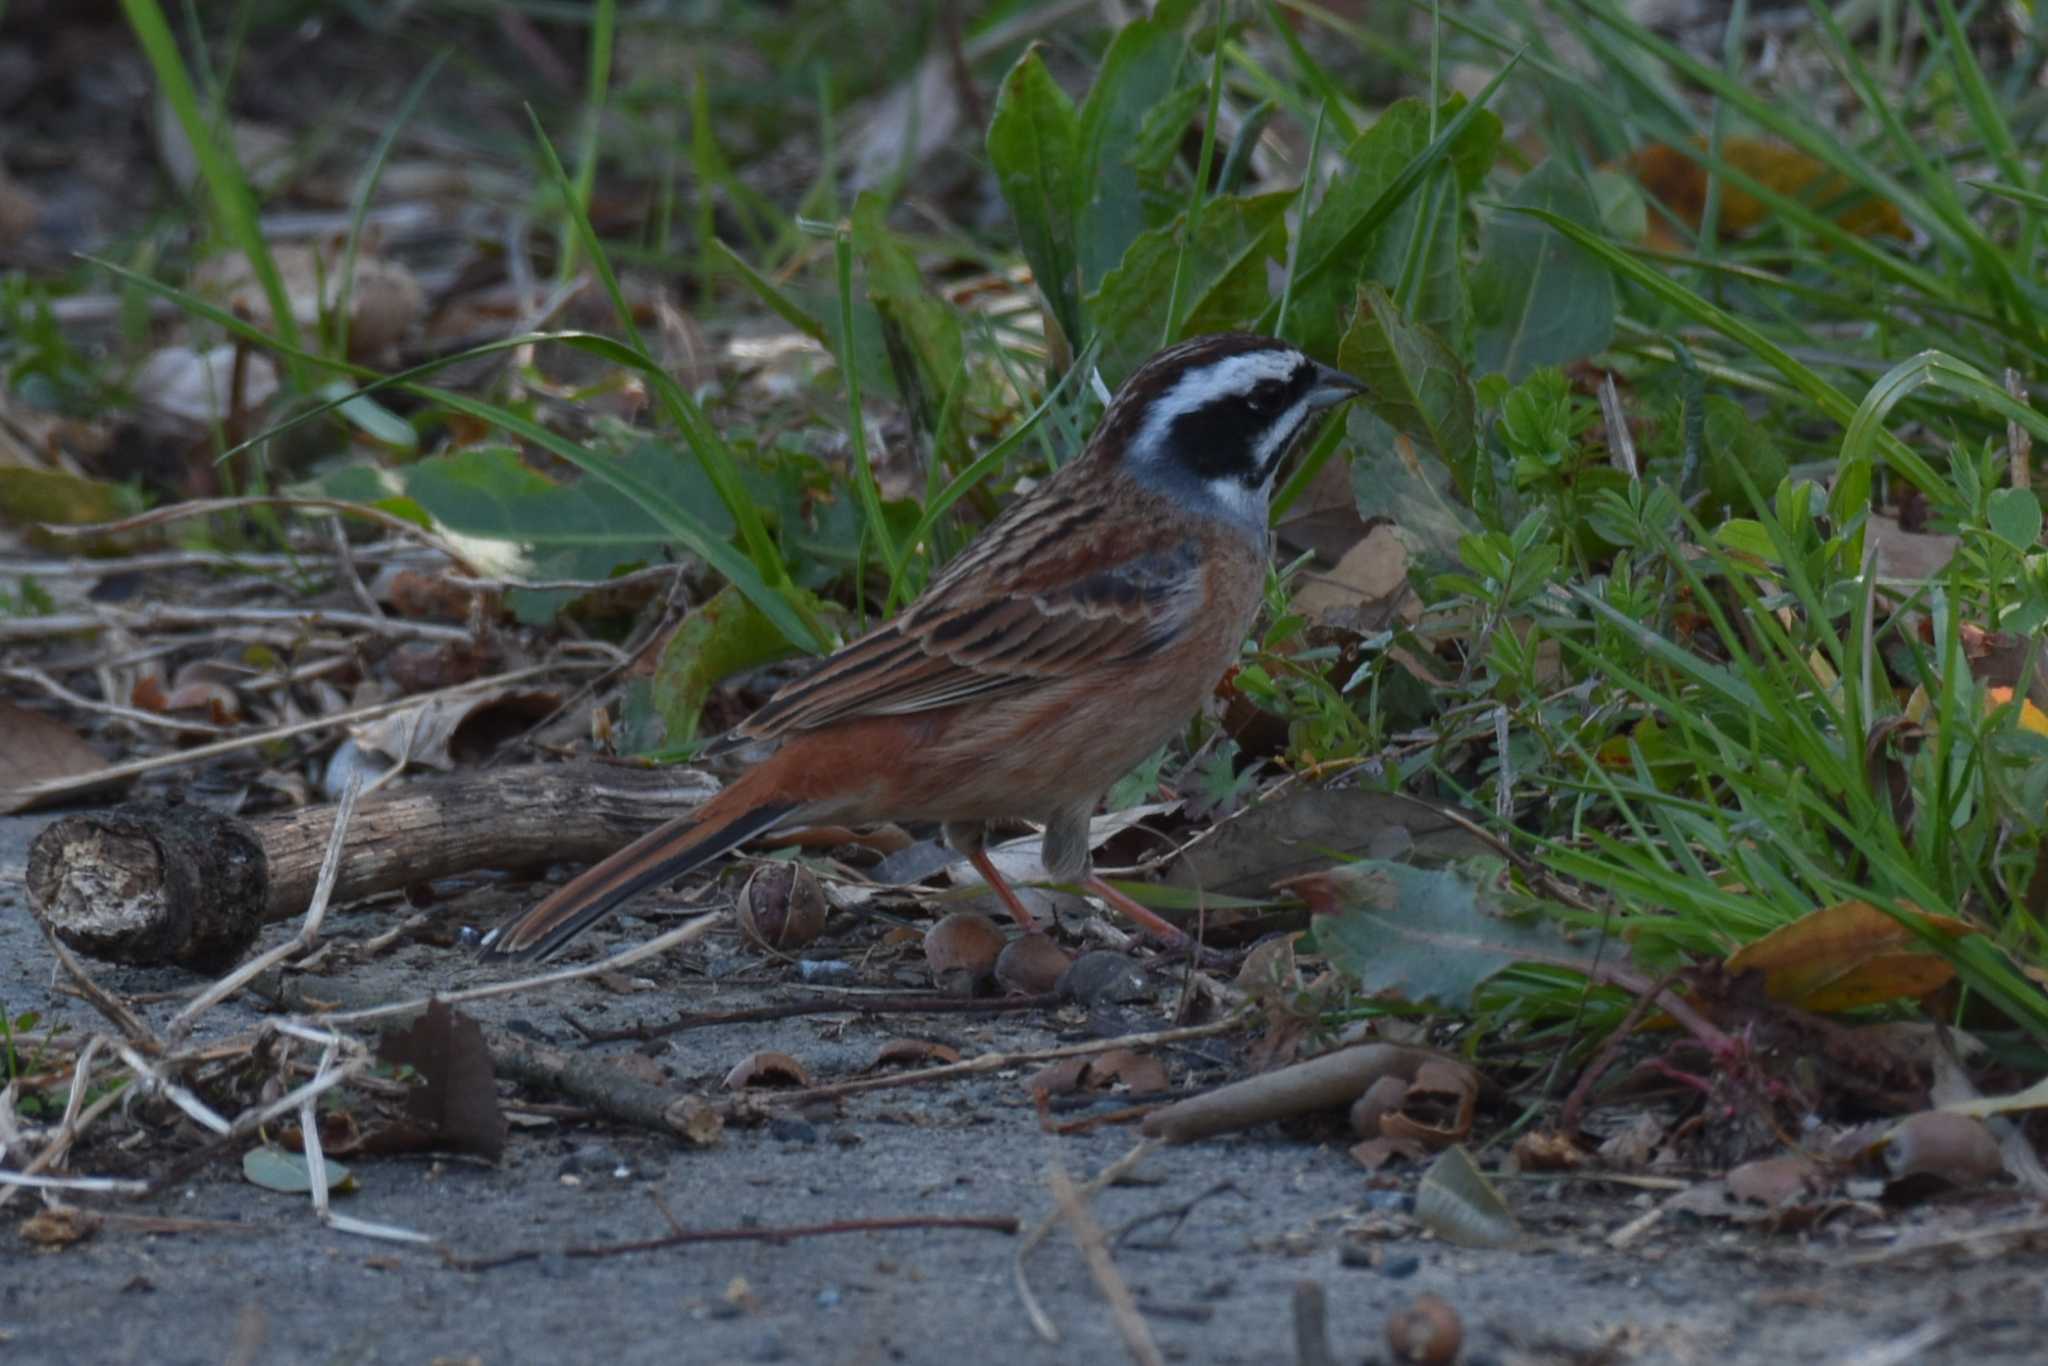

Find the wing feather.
[{"left": 719, "top": 477, "right": 1204, "bottom": 747}]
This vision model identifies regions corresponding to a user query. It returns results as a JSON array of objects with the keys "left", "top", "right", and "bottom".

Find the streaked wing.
[{"left": 721, "top": 477, "right": 1202, "bottom": 745}]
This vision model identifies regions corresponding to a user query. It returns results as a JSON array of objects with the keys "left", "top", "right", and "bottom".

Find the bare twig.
[
  {"left": 169, "top": 776, "right": 365, "bottom": 1038},
  {"left": 9, "top": 663, "right": 572, "bottom": 804},
  {"left": 765, "top": 1016, "right": 1246, "bottom": 1108},
  {"left": 1292, "top": 1282, "right": 1336, "bottom": 1366},
  {"left": 1048, "top": 1158, "right": 1164, "bottom": 1366},
  {"left": 0, "top": 602, "right": 476, "bottom": 644},
  {"left": 442, "top": 1213, "right": 1020, "bottom": 1272},
  {"left": 570, "top": 989, "right": 1065, "bottom": 1044}
]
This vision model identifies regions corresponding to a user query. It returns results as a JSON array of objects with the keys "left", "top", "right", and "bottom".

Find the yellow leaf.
[{"left": 1726, "top": 900, "right": 1977, "bottom": 1012}]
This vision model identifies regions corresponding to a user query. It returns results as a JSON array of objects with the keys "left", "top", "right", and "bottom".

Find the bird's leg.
[
  {"left": 945, "top": 820, "right": 1045, "bottom": 933},
  {"left": 1041, "top": 802, "right": 1206, "bottom": 951}
]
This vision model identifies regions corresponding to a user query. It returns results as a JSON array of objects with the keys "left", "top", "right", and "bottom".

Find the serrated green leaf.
[
  {"left": 1089, "top": 191, "right": 1290, "bottom": 386},
  {"left": 1473, "top": 159, "right": 1615, "bottom": 382}
]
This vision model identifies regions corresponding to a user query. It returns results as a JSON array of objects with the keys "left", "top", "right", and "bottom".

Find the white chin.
[{"left": 1203, "top": 474, "right": 1269, "bottom": 525}]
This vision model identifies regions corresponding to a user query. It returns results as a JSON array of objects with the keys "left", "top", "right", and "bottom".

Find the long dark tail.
[{"left": 480, "top": 791, "right": 799, "bottom": 962}]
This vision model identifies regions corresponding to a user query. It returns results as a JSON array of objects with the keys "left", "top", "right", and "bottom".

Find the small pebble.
[{"left": 768, "top": 1117, "right": 818, "bottom": 1144}]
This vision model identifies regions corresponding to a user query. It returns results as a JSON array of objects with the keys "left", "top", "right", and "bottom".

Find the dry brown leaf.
[
  {"left": 1881, "top": 1111, "right": 2006, "bottom": 1187},
  {"left": 1726, "top": 1154, "right": 1826, "bottom": 1208},
  {"left": 1628, "top": 138, "right": 1909, "bottom": 248},
  {"left": 1289, "top": 524, "right": 1416, "bottom": 629},
  {"left": 722, "top": 1051, "right": 811, "bottom": 1090},
  {"left": 350, "top": 689, "right": 562, "bottom": 769},
  {"left": 870, "top": 1038, "right": 962, "bottom": 1070},
  {"left": 1724, "top": 899, "right": 1977, "bottom": 1012},
  {"left": 375, "top": 999, "right": 507, "bottom": 1161},
  {"left": 0, "top": 700, "right": 110, "bottom": 813},
  {"left": 18, "top": 1206, "right": 101, "bottom": 1248}
]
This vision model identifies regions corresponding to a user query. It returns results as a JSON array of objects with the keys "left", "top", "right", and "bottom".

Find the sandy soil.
[{"left": 4, "top": 811, "right": 2043, "bottom": 1366}]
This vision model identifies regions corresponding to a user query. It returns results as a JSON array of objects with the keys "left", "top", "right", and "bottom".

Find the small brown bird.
[{"left": 481, "top": 333, "right": 1363, "bottom": 962}]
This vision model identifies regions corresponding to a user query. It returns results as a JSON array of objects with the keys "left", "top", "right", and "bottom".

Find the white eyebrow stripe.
[{"left": 1132, "top": 349, "right": 1303, "bottom": 457}]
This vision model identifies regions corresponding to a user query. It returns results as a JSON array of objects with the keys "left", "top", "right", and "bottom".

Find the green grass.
[{"left": 14, "top": 1, "right": 2047, "bottom": 1066}]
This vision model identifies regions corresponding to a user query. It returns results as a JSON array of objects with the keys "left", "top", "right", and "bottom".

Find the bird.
[{"left": 480, "top": 332, "right": 1365, "bottom": 963}]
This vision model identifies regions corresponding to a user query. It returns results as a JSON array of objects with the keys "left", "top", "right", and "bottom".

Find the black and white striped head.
[{"left": 1092, "top": 333, "right": 1364, "bottom": 530}]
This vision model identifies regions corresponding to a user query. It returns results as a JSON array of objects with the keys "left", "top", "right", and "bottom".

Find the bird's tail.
[{"left": 479, "top": 784, "right": 800, "bottom": 963}]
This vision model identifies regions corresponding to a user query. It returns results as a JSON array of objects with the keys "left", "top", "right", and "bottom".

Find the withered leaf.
[{"left": 376, "top": 999, "right": 507, "bottom": 1161}]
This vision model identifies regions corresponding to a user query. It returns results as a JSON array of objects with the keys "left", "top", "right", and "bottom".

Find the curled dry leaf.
[
  {"left": 722, "top": 1051, "right": 811, "bottom": 1090},
  {"left": 1027, "top": 1057, "right": 1092, "bottom": 1100},
  {"left": 870, "top": 1038, "right": 962, "bottom": 1070},
  {"left": 1385, "top": 1292, "right": 1462, "bottom": 1366},
  {"left": 1726, "top": 1155, "right": 1826, "bottom": 1208},
  {"left": 351, "top": 689, "right": 561, "bottom": 770},
  {"left": 1349, "top": 1076, "right": 1411, "bottom": 1140},
  {"left": 1882, "top": 1111, "right": 2006, "bottom": 1187},
  {"left": 738, "top": 861, "right": 828, "bottom": 952},
  {"left": 1413, "top": 1145, "right": 1520, "bottom": 1249},
  {"left": 1141, "top": 1043, "right": 1441, "bottom": 1144},
  {"left": 1724, "top": 899, "right": 1976, "bottom": 1012},
  {"left": 994, "top": 932, "right": 1072, "bottom": 994},
  {"left": 1510, "top": 1129, "right": 1585, "bottom": 1172},
  {"left": 1089, "top": 1047, "right": 1169, "bottom": 1094},
  {"left": 1027, "top": 1048, "right": 1171, "bottom": 1101},
  {"left": 1348, "top": 1057, "right": 1479, "bottom": 1168}
]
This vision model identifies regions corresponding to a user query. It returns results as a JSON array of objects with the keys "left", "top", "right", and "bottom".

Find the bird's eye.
[{"left": 1247, "top": 381, "right": 1284, "bottom": 413}]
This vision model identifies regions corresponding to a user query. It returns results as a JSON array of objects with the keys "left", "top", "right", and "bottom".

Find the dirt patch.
[{"left": 3, "top": 813, "right": 2043, "bottom": 1366}]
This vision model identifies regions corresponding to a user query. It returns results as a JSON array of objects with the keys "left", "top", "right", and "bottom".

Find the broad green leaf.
[
  {"left": 650, "top": 582, "right": 797, "bottom": 747},
  {"left": 1988, "top": 487, "right": 2043, "bottom": 552},
  {"left": 1338, "top": 284, "right": 1478, "bottom": 501},
  {"left": 1472, "top": 159, "right": 1615, "bottom": 381},
  {"left": 242, "top": 1146, "right": 354, "bottom": 1195},
  {"left": 1290, "top": 97, "right": 1501, "bottom": 361},
  {"left": 1074, "top": 11, "right": 1192, "bottom": 296},
  {"left": 1087, "top": 192, "right": 1290, "bottom": 387},
  {"left": 987, "top": 46, "right": 1083, "bottom": 347},
  {"left": 1310, "top": 860, "right": 1597, "bottom": 1011},
  {"left": 326, "top": 443, "right": 736, "bottom": 626}
]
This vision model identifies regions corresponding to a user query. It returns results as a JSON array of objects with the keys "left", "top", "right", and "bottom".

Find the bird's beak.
[{"left": 1308, "top": 362, "right": 1367, "bottom": 409}]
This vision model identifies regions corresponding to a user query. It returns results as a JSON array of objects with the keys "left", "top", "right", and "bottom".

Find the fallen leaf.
[
  {"left": 18, "top": 1206, "right": 101, "bottom": 1247},
  {"left": 870, "top": 1038, "right": 962, "bottom": 1070},
  {"left": 1726, "top": 1154, "right": 1825, "bottom": 1208},
  {"left": 1724, "top": 900, "right": 1977, "bottom": 1012},
  {"left": 1881, "top": 1111, "right": 2006, "bottom": 1187},
  {"left": 1413, "top": 1145, "right": 1520, "bottom": 1248},
  {"left": 0, "top": 701, "right": 110, "bottom": 813},
  {"left": 722, "top": 1051, "right": 811, "bottom": 1090},
  {"left": 376, "top": 1000, "right": 507, "bottom": 1160}
]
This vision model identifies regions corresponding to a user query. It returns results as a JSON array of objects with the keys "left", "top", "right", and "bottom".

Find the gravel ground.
[{"left": 4, "top": 812, "right": 2044, "bottom": 1366}]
